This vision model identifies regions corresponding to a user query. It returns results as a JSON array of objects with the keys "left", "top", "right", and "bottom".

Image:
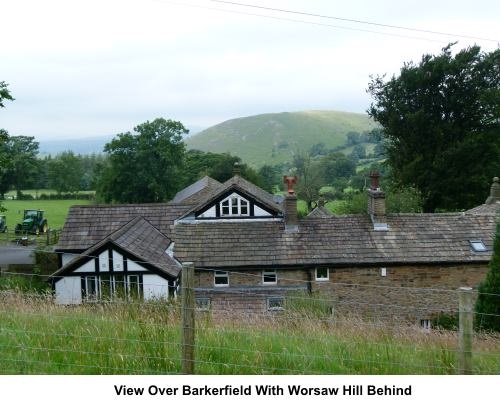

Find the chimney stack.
[
  {"left": 233, "top": 162, "right": 241, "bottom": 176},
  {"left": 283, "top": 175, "right": 299, "bottom": 232},
  {"left": 485, "top": 177, "right": 500, "bottom": 204},
  {"left": 367, "top": 171, "right": 388, "bottom": 230}
]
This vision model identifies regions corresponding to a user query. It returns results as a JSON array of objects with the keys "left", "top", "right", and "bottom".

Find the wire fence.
[{"left": 0, "top": 266, "right": 499, "bottom": 375}]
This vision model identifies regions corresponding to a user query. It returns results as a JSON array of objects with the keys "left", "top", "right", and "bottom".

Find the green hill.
[{"left": 186, "top": 110, "right": 377, "bottom": 167}]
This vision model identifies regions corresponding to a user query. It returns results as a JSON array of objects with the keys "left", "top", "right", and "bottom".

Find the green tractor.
[
  {"left": 14, "top": 210, "right": 48, "bottom": 235},
  {"left": 0, "top": 215, "right": 7, "bottom": 233}
]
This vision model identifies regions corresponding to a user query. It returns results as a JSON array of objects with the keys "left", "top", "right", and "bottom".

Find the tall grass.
[{"left": 0, "top": 292, "right": 498, "bottom": 374}]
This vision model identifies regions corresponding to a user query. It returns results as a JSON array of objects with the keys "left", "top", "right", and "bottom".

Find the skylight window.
[{"left": 470, "top": 240, "right": 487, "bottom": 252}]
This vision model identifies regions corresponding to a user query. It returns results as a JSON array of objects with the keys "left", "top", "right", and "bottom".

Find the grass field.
[
  {"left": 0, "top": 292, "right": 498, "bottom": 374},
  {"left": 0, "top": 200, "right": 91, "bottom": 230}
]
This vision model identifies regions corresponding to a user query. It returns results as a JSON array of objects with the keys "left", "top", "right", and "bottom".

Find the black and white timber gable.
[
  {"left": 52, "top": 217, "right": 180, "bottom": 304},
  {"left": 176, "top": 175, "right": 283, "bottom": 223}
]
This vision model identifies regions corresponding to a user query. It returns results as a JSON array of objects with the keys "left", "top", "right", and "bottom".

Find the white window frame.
[
  {"left": 420, "top": 319, "right": 431, "bottom": 330},
  {"left": 262, "top": 270, "right": 277, "bottom": 285},
  {"left": 220, "top": 194, "right": 250, "bottom": 217},
  {"left": 214, "top": 271, "right": 229, "bottom": 287},
  {"left": 380, "top": 267, "right": 387, "bottom": 277},
  {"left": 83, "top": 275, "right": 100, "bottom": 301},
  {"left": 267, "top": 297, "right": 285, "bottom": 311},
  {"left": 196, "top": 297, "right": 211, "bottom": 311},
  {"left": 315, "top": 267, "right": 329, "bottom": 281}
]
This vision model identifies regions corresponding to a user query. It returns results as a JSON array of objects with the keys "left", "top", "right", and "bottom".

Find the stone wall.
[{"left": 194, "top": 264, "right": 489, "bottom": 323}]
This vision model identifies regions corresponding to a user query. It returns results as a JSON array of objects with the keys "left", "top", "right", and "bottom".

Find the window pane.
[
  {"left": 214, "top": 271, "right": 228, "bottom": 286},
  {"left": 267, "top": 297, "right": 284, "bottom": 311},
  {"left": 128, "top": 275, "right": 142, "bottom": 300},
  {"left": 263, "top": 271, "right": 277, "bottom": 284},
  {"left": 100, "top": 275, "right": 112, "bottom": 300},
  {"left": 240, "top": 205, "right": 248, "bottom": 215},
  {"left": 316, "top": 268, "right": 329, "bottom": 280},
  {"left": 222, "top": 206, "right": 229, "bottom": 215},
  {"left": 114, "top": 275, "right": 126, "bottom": 299}
]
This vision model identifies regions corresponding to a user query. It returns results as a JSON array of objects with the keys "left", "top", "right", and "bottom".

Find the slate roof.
[
  {"left": 466, "top": 201, "right": 500, "bottom": 215},
  {"left": 171, "top": 176, "right": 222, "bottom": 204},
  {"left": 172, "top": 213, "right": 496, "bottom": 268},
  {"left": 306, "top": 205, "right": 334, "bottom": 218},
  {"left": 53, "top": 217, "right": 180, "bottom": 278},
  {"left": 56, "top": 203, "right": 193, "bottom": 251},
  {"left": 180, "top": 175, "right": 283, "bottom": 218}
]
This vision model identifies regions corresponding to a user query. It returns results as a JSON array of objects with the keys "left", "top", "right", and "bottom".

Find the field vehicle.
[
  {"left": 0, "top": 215, "right": 6, "bottom": 232},
  {"left": 14, "top": 210, "right": 48, "bottom": 235}
]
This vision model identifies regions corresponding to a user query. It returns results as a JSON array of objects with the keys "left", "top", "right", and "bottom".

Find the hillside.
[{"left": 186, "top": 110, "right": 377, "bottom": 167}]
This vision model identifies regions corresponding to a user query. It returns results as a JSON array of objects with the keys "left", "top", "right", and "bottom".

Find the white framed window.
[
  {"left": 315, "top": 267, "right": 329, "bottom": 281},
  {"left": 196, "top": 297, "right": 211, "bottom": 311},
  {"left": 214, "top": 271, "right": 229, "bottom": 287},
  {"left": 262, "top": 270, "right": 277, "bottom": 285},
  {"left": 420, "top": 319, "right": 431, "bottom": 330},
  {"left": 380, "top": 267, "right": 387, "bottom": 277},
  {"left": 220, "top": 194, "right": 249, "bottom": 217},
  {"left": 470, "top": 240, "right": 487, "bottom": 252},
  {"left": 267, "top": 297, "right": 284, "bottom": 311},
  {"left": 82, "top": 276, "right": 99, "bottom": 301}
]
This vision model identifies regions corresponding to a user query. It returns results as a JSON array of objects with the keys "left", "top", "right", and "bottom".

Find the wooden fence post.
[
  {"left": 458, "top": 287, "right": 473, "bottom": 374},
  {"left": 181, "top": 262, "right": 195, "bottom": 374}
]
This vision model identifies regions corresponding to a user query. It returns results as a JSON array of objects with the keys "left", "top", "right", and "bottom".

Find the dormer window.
[{"left": 220, "top": 195, "right": 249, "bottom": 217}]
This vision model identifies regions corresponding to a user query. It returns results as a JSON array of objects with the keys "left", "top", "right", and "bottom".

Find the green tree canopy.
[
  {"left": 368, "top": 44, "right": 500, "bottom": 212},
  {"left": 0, "top": 135, "right": 39, "bottom": 198},
  {"left": 97, "top": 118, "right": 187, "bottom": 203},
  {"left": 0, "top": 81, "right": 14, "bottom": 108},
  {"left": 48, "top": 151, "right": 84, "bottom": 193}
]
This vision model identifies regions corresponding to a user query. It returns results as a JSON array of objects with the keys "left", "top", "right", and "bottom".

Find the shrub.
[{"left": 475, "top": 222, "right": 500, "bottom": 332}]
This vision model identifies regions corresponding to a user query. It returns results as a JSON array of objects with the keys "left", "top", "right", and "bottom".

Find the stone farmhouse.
[{"left": 52, "top": 172, "right": 500, "bottom": 324}]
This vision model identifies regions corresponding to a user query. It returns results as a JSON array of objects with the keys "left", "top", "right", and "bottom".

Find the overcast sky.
[{"left": 1, "top": 0, "right": 498, "bottom": 140}]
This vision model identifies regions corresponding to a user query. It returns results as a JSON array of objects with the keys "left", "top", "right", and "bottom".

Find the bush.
[{"left": 475, "top": 222, "right": 500, "bottom": 332}]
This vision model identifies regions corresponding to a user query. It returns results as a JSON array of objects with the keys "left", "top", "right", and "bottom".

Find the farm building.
[{"left": 52, "top": 173, "right": 500, "bottom": 323}]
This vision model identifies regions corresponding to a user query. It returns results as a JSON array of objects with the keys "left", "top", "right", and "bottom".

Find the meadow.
[
  {"left": 0, "top": 291, "right": 498, "bottom": 375},
  {"left": 0, "top": 199, "right": 91, "bottom": 230}
]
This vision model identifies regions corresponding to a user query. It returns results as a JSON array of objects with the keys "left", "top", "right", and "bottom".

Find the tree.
[
  {"left": 293, "top": 152, "right": 323, "bottom": 212},
  {"left": 321, "top": 152, "right": 356, "bottom": 184},
  {"left": 0, "top": 135, "right": 39, "bottom": 198},
  {"left": 0, "top": 81, "right": 14, "bottom": 108},
  {"left": 48, "top": 151, "right": 84, "bottom": 193},
  {"left": 475, "top": 222, "right": 500, "bottom": 332},
  {"left": 96, "top": 118, "right": 187, "bottom": 203},
  {"left": 368, "top": 45, "right": 500, "bottom": 212}
]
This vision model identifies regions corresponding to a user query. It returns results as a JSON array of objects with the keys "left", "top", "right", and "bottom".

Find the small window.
[
  {"left": 221, "top": 200, "right": 230, "bottom": 215},
  {"left": 214, "top": 271, "right": 229, "bottom": 287},
  {"left": 196, "top": 297, "right": 211, "bottom": 311},
  {"left": 380, "top": 267, "right": 387, "bottom": 277},
  {"left": 420, "top": 319, "right": 431, "bottom": 330},
  {"left": 315, "top": 267, "right": 329, "bottom": 281},
  {"left": 267, "top": 297, "right": 284, "bottom": 311},
  {"left": 262, "top": 270, "right": 277, "bottom": 285},
  {"left": 470, "top": 240, "right": 487, "bottom": 252}
]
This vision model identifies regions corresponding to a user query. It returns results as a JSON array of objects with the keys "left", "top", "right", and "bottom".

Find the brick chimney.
[
  {"left": 283, "top": 175, "right": 298, "bottom": 232},
  {"left": 485, "top": 177, "right": 500, "bottom": 204},
  {"left": 367, "top": 171, "right": 388, "bottom": 231}
]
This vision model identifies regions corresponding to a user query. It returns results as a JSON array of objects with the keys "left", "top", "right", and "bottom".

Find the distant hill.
[
  {"left": 37, "top": 125, "right": 204, "bottom": 156},
  {"left": 186, "top": 110, "right": 377, "bottom": 167},
  {"left": 38, "top": 135, "right": 112, "bottom": 156}
]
